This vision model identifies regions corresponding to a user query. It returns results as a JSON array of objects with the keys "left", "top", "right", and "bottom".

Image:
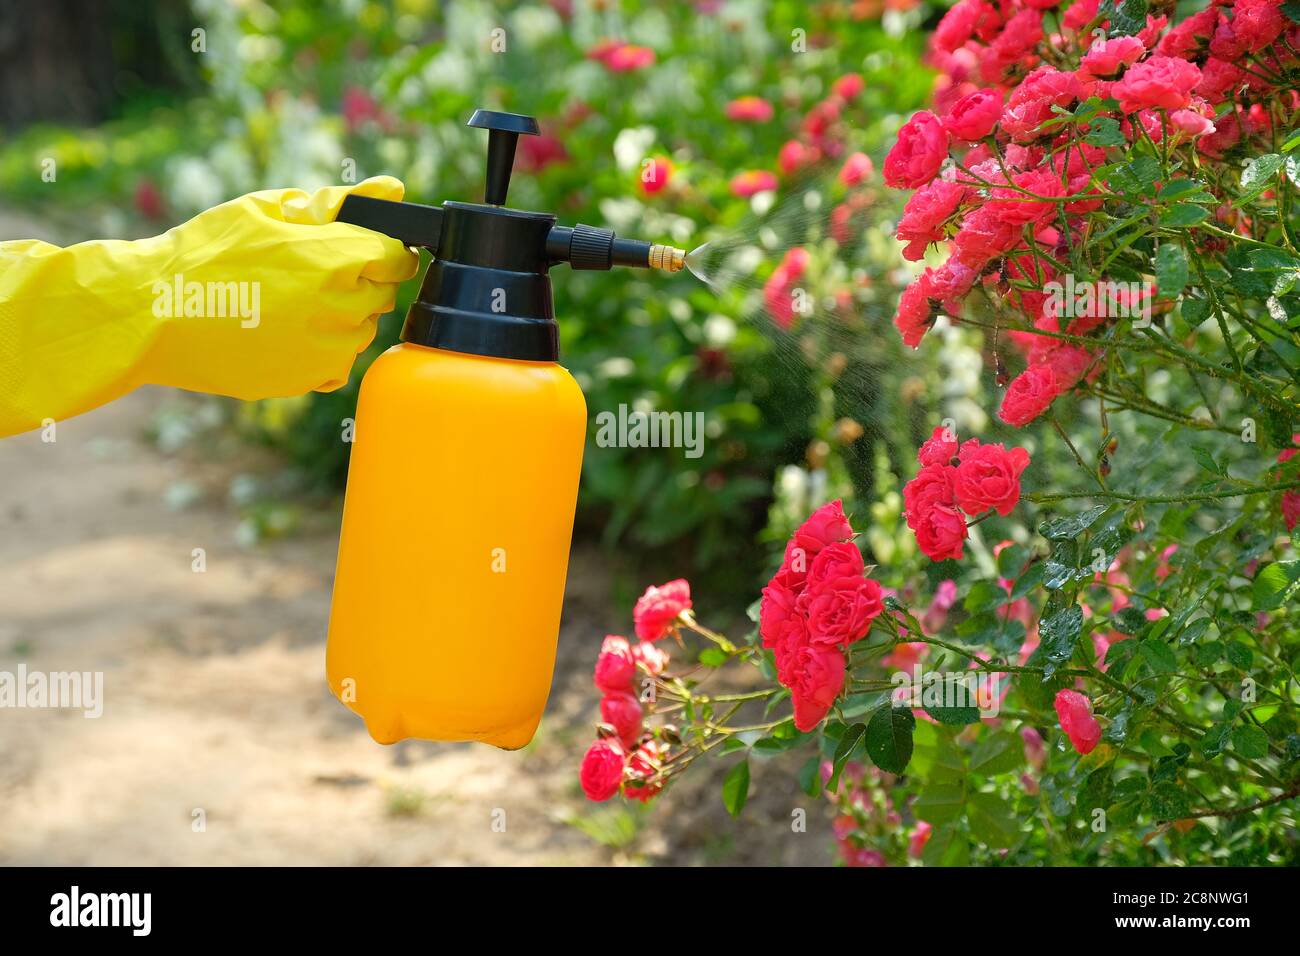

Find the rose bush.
[{"left": 579, "top": 0, "right": 1300, "bottom": 866}]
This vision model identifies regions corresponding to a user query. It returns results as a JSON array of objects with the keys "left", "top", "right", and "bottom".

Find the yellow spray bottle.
[{"left": 327, "top": 111, "right": 686, "bottom": 749}]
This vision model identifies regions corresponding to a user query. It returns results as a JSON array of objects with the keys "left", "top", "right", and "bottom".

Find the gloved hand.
[{"left": 0, "top": 176, "right": 418, "bottom": 437}]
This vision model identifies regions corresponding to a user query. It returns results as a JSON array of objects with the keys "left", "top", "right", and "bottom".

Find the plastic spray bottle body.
[
  {"left": 327, "top": 341, "right": 585, "bottom": 748},
  {"left": 325, "top": 110, "right": 685, "bottom": 750}
]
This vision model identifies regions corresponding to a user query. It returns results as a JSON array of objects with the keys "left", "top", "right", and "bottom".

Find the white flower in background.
[
  {"left": 510, "top": 5, "right": 562, "bottom": 47},
  {"left": 169, "top": 157, "right": 225, "bottom": 214},
  {"left": 422, "top": 49, "right": 474, "bottom": 94},
  {"left": 704, "top": 314, "right": 737, "bottom": 347},
  {"left": 613, "top": 127, "right": 658, "bottom": 174}
]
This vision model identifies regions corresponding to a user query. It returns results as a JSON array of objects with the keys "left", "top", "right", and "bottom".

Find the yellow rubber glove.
[{"left": 0, "top": 175, "right": 418, "bottom": 437}]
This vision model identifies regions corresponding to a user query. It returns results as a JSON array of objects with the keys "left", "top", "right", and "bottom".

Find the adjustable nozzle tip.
[{"left": 649, "top": 244, "right": 687, "bottom": 272}]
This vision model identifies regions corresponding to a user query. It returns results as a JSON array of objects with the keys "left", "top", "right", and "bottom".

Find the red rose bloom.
[
  {"left": 913, "top": 502, "right": 969, "bottom": 561},
  {"left": 839, "top": 151, "right": 875, "bottom": 186},
  {"left": 787, "top": 643, "right": 847, "bottom": 732},
  {"left": 999, "top": 363, "right": 1061, "bottom": 427},
  {"left": 1079, "top": 36, "right": 1145, "bottom": 79},
  {"left": 725, "top": 95, "right": 775, "bottom": 122},
  {"left": 639, "top": 156, "right": 673, "bottom": 195},
  {"left": 883, "top": 111, "right": 950, "bottom": 189},
  {"left": 731, "top": 170, "right": 779, "bottom": 197},
  {"left": 896, "top": 178, "right": 969, "bottom": 261},
  {"left": 600, "top": 691, "right": 643, "bottom": 748},
  {"left": 804, "top": 577, "right": 884, "bottom": 647},
  {"left": 624, "top": 740, "right": 666, "bottom": 802},
  {"left": 805, "top": 541, "right": 866, "bottom": 591},
  {"left": 759, "top": 579, "right": 800, "bottom": 649},
  {"left": 918, "top": 424, "right": 959, "bottom": 467},
  {"left": 632, "top": 579, "right": 692, "bottom": 641},
  {"left": 579, "top": 738, "right": 626, "bottom": 801},
  {"left": 893, "top": 278, "right": 935, "bottom": 348},
  {"left": 834, "top": 73, "right": 866, "bottom": 100},
  {"left": 789, "top": 498, "right": 854, "bottom": 557},
  {"left": 903, "top": 462, "right": 956, "bottom": 529},
  {"left": 1054, "top": 689, "right": 1102, "bottom": 755},
  {"left": 594, "top": 635, "right": 636, "bottom": 693},
  {"left": 1113, "top": 55, "right": 1202, "bottom": 114},
  {"left": 952, "top": 441, "right": 1031, "bottom": 516},
  {"left": 944, "top": 87, "right": 1003, "bottom": 141}
]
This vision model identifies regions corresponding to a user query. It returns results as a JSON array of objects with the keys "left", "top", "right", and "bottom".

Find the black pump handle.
[
  {"left": 336, "top": 195, "right": 443, "bottom": 251},
  {"left": 467, "top": 109, "right": 540, "bottom": 206}
]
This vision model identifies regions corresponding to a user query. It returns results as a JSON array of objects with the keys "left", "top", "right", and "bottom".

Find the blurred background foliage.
[{"left": 0, "top": 0, "right": 944, "bottom": 598}]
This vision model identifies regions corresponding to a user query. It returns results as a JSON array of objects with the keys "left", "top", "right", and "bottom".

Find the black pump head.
[
  {"left": 466, "top": 109, "right": 540, "bottom": 205},
  {"left": 335, "top": 108, "right": 687, "bottom": 363}
]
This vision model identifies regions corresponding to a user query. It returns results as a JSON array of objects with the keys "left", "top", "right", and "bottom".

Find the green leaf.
[
  {"left": 1285, "top": 1, "right": 1300, "bottom": 26},
  {"left": 828, "top": 722, "right": 866, "bottom": 791},
  {"left": 1158, "top": 204, "right": 1208, "bottom": 227},
  {"left": 1240, "top": 153, "right": 1284, "bottom": 201},
  {"left": 1138, "top": 638, "right": 1177, "bottom": 674},
  {"left": 1226, "top": 640, "right": 1254, "bottom": 670},
  {"left": 864, "top": 705, "right": 916, "bottom": 774},
  {"left": 1039, "top": 605, "right": 1084, "bottom": 679},
  {"left": 1039, "top": 505, "right": 1109, "bottom": 541},
  {"left": 1252, "top": 560, "right": 1300, "bottom": 611},
  {"left": 1179, "top": 297, "right": 1211, "bottom": 329},
  {"left": 1155, "top": 243, "right": 1189, "bottom": 298},
  {"left": 914, "top": 782, "right": 966, "bottom": 824},
  {"left": 721, "top": 759, "right": 750, "bottom": 817},
  {"left": 968, "top": 732, "right": 1023, "bottom": 775},
  {"left": 797, "top": 755, "right": 823, "bottom": 798},
  {"left": 1084, "top": 116, "right": 1125, "bottom": 147},
  {"left": 964, "top": 579, "right": 1008, "bottom": 614},
  {"left": 1231, "top": 724, "right": 1269, "bottom": 760},
  {"left": 698, "top": 647, "right": 728, "bottom": 667},
  {"left": 920, "top": 822, "right": 970, "bottom": 866},
  {"left": 967, "top": 790, "right": 1020, "bottom": 849}
]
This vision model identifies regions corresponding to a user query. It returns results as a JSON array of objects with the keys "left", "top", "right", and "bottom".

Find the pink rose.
[
  {"left": 908, "top": 821, "right": 934, "bottom": 858},
  {"left": 952, "top": 441, "right": 1031, "bottom": 516},
  {"left": 731, "top": 170, "right": 779, "bottom": 197},
  {"left": 1079, "top": 36, "right": 1145, "bottom": 79},
  {"left": 787, "top": 643, "right": 847, "bottom": 732},
  {"left": 639, "top": 156, "right": 673, "bottom": 195},
  {"left": 632, "top": 579, "right": 692, "bottom": 641},
  {"left": 883, "top": 111, "right": 949, "bottom": 189},
  {"left": 1113, "top": 55, "right": 1201, "bottom": 114},
  {"left": 1054, "top": 689, "right": 1102, "bottom": 755},
  {"left": 944, "top": 87, "right": 1003, "bottom": 141},
  {"left": 600, "top": 692, "right": 643, "bottom": 748},
  {"left": 579, "top": 738, "right": 626, "bottom": 801},
  {"left": 725, "top": 96, "right": 775, "bottom": 122},
  {"left": 594, "top": 635, "right": 636, "bottom": 693},
  {"left": 1283, "top": 490, "right": 1300, "bottom": 531},
  {"left": 631, "top": 640, "right": 669, "bottom": 676},
  {"left": 839, "top": 151, "right": 875, "bottom": 187},
  {"left": 896, "top": 179, "right": 969, "bottom": 261}
]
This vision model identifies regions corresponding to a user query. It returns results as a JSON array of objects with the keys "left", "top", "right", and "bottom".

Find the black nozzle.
[{"left": 467, "top": 109, "right": 540, "bottom": 206}]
